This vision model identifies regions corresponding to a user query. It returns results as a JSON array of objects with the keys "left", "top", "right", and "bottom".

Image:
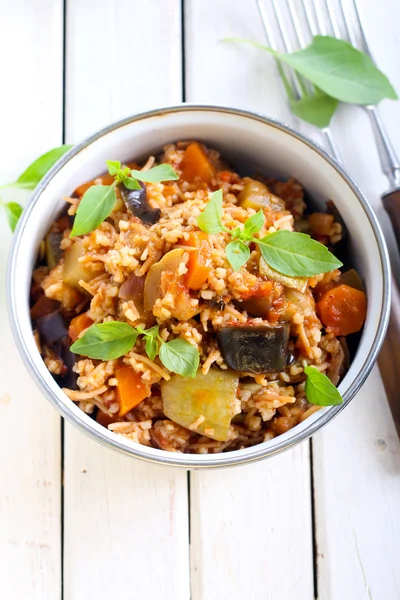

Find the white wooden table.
[{"left": 1, "top": 1, "right": 400, "bottom": 598}]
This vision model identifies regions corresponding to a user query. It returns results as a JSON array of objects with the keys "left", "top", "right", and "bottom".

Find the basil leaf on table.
[
  {"left": 226, "top": 240, "right": 251, "bottom": 272},
  {"left": 70, "top": 183, "right": 117, "bottom": 237},
  {"left": 70, "top": 322, "right": 138, "bottom": 360},
  {"left": 283, "top": 36, "right": 397, "bottom": 105},
  {"left": 3, "top": 202, "right": 23, "bottom": 232},
  {"left": 304, "top": 366, "right": 343, "bottom": 406},
  {"left": 197, "top": 189, "right": 224, "bottom": 234},
  {"left": 225, "top": 36, "right": 397, "bottom": 106},
  {"left": 11, "top": 144, "right": 73, "bottom": 190},
  {"left": 257, "top": 230, "right": 342, "bottom": 277},
  {"left": 289, "top": 90, "right": 339, "bottom": 128},
  {"left": 130, "top": 164, "right": 179, "bottom": 183},
  {"left": 159, "top": 339, "right": 200, "bottom": 378}
]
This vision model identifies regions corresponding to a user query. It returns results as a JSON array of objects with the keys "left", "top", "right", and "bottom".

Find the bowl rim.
[{"left": 7, "top": 103, "right": 391, "bottom": 469}]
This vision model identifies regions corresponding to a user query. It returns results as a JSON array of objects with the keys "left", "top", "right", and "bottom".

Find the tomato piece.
[{"left": 316, "top": 284, "right": 367, "bottom": 336}]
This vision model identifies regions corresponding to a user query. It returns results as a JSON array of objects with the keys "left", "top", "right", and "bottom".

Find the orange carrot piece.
[
  {"left": 116, "top": 366, "right": 151, "bottom": 417},
  {"left": 68, "top": 313, "right": 93, "bottom": 342},
  {"left": 316, "top": 284, "right": 367, "bottom": 336},
  {"left": 183, "top": 232, "right": 212, "bottom": 290},
  {"left": 181, "top": 142, "right": 216, "bottom": 183}
]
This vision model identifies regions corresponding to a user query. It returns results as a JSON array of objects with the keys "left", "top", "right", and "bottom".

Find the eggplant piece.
[
  {"left": 36, "top": 310, "right": 68, "bottom": 345},
  {"left": 238, "top": 179, "right": 286, "bottom": 211},
  {"left": 59, "top": 339, "right": 77, "bottom": 389},
  {"left": 260, "top": 257, "right": 308, "bottom": 293},
  {"left": 119, "top": 182, "right": 160, "bottom": 224},
  {"left": 339, "top": 268, "right": 364, "bottom": 292},
  {"left": 161, "top": 368, "right": 239, "bottom": 441},
  {"left": 217, "top": 322, "right": 290, "bottom": 374},
  {"left": 45, "top": 232, "right": 63, "bottom": 269}
]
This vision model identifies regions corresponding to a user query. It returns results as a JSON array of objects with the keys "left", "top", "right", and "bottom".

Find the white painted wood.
[
  {"left": 190, "top": 446, "right": 313, "bottom": 600},
  {"left": 309, "top": 3, "right": 400, "bottom": 597},
  {"left": 0, "top": 1, "right": 63, "bottom": 598},
  {"left": 63, "top": 2, "right": 190, "bottom": 599},
  {"left": 314, "top": 369, "right": 400, "bottom": 600},
  {"left": 185, "top": 2, "right": 314, "bottom": 598}
]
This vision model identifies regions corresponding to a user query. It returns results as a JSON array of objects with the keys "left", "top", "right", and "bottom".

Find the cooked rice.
[{"left": 31, "top": 141, "right": 351, "bottom": 454}]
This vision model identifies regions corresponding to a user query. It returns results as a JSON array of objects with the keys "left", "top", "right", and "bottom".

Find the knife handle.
[
  {"left": 378, "top": 274, "right": 400, "bottom": 435},
  {"left": 382, "top": 189, "right": 400, "bottom": 249}
]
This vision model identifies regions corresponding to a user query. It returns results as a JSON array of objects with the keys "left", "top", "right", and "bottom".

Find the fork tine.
[
  {"left": 311, "top": 0, "right": 329, "bottom": 36},
  {"left": 343, "top": 0, "right": 372, "bottom": 55},
  {"left": 335, "top": 0, "right": 358, "bottom": 46},
  {"left": 324, "top": 0, "right": 341, "bottom": 38},
  {"left": 299, "top": 0, "right": 318, "bottom": 38},
  {"left": 256, "top": 0, "right": 303, "bottom": 99}
]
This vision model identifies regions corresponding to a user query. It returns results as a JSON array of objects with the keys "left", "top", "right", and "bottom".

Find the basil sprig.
[
  {"left": 0, "top": 144, "right": 72, "bottom": 231},
  {"left": 226, "top": 35, "right": 397, "bottom": 127},
  {"left": 71, "top": 321, "right": 199, "bottom": 378},
  {"left": 197, "top": 190, "right": 342, "bottom": 276},
  {"left": 70, "top": 161, "right": 178, "bottom": 238},
  {"left": 304, "top": 366, "right": 343, "bottom": 406}
]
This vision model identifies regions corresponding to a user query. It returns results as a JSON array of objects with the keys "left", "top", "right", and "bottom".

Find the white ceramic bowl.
[{"left": 7, "top": 105, "right": 390, "bottom": 468}]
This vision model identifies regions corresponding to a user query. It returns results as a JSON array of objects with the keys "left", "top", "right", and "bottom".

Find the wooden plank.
[
  {"left": 0, "top": 1, "right": 63, "bottom": 598},
  {"left": 314, "top": 369, "right": 400, "bottom": 599},
  {"left": 312, "top": 1, "right": 400, "bottom": 597},
  {"left": 185, "top": 2, "right": 314, "bottom": 598},
  {"left": 63, "top": 2, "right": 190, "bottom": 599}
]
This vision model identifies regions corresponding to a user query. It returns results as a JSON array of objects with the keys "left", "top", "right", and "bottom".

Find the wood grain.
[
  {"left": 0, "top": 1, "right": 63, "bottom": 597},
  {"left": 185, "top": 2, "right": 314, "bottom": 598},
  {"left": 63, "top": 2, "right": 190, "bottom": 599}
]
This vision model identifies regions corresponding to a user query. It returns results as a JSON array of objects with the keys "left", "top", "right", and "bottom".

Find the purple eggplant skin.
[
  {"left": 36, "top": 310, "right": 77, "bottom": 389},
  {"left": 36, "top": 310, "right": 68, "bottom": 345},
  {"left": 216, "top": 323, "right": 290, "bottom": 374},
  {"left": 59, "top": 339, "right": 78, "bottom": 390},
  {"left": 119, "top": 182, "right": 161, "bottom": 224}
]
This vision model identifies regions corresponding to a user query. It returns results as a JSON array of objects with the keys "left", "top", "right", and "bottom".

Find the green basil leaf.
[
  {"left": 14, "top": 144, "right": 73, "bottom": 190},
  {"left": 159, "top": 339, "right": 200, "bottom": 378},
  {"left": 3, "top": 202, "right": 23, "bottom": 232},
  {"left": 70, "top": 183, "right": 117, "bottom": 237},
  {"left": 123, "top": 176, "right": 141, "bottom": 190},
  {"left": 145, "top": 336, "right": 159, "bottom": 361},
  {"left": 130, "top": 164, "right": 179, "bottom": 183},
  {"left": 106, "top": 160, "right": 121, "bottom": 176},
  {"left": 243, "top": 210, "right": 264, "bottom": 235},
  {"left": 282, "top": 36, "right": 397, "bottom": 105},
  {"left": 142, "top": 324, "right": 160, "bottom": 338},
  {"left": 197, "top": 189, "right": 224, "bottom": 234},
  {"left": 226, "top": 240, "right": 250, "bottom": 271},
  {"left": 70, "top": 321, "right": 138, "bottom": 360},
  {"left": 304, "top": 366, "right": 343, "bottom": 406},
  {"left": 257, "top": 230, "right": 342, "bottom": 277},
  {"left": 289, "top": 89, "right": 339, "bottom": 128}
]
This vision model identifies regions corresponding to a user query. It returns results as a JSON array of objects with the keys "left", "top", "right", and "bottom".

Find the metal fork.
[
  {"left": 256, "top": 0, "right": 400, "bottom": 247},
  {"left": 255, "top": 0, "right": 400, "bottom": 435}
]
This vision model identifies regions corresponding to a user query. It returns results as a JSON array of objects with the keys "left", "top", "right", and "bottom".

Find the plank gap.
[
  {"left": 181, "top": 0, "right": 186, "bottom": 102},
  {"left": 310, "top": 438, "right": 318, "bottom": 599}
]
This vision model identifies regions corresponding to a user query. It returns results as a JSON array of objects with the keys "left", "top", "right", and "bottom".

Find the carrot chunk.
[
  {"left": 316, "top": 284, "right": 367, "bottom": 336},
  {"left": 184, "top": 232, "right": 212, "bottom": 290},
  {"left": 68, "top": 313, "right": 93, "bottom": 342},
  {"left": 116, "top": 366, "right": 151, "bottom": 417},
  {"left": 181, "top": 142, "right": 216, "bottom": 183}
]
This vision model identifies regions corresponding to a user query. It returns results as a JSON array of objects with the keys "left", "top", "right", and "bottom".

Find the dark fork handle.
[
  {"left": 378, "top": 274, "right": 400, "bottom": 438},
  {"left": 383, "top": 189, "right": 400, "bottom": 248}
]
